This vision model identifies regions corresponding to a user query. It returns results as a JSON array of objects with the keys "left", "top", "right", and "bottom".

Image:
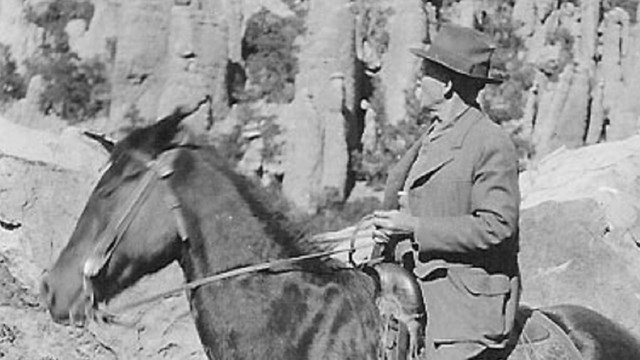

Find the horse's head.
[{"left": 40, "top": 101, "right": 206, "bottom": 325}]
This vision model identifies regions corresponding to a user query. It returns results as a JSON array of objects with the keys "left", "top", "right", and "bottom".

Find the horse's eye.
[
  {"left": 122, "top": 168, "right": 144, "bottom": 181},
  {"left": 97, "top": 169, "right": 144, "bottom": 198},
  {"left": 97, "top": 186, "right": 115, "bottom": 198}
]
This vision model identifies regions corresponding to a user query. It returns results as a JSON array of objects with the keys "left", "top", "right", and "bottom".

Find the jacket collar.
[{"left": 427, "top": 105, "right": 483, "bottom": 149}]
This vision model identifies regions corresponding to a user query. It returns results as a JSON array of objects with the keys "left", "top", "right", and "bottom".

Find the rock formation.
[
  {"left": 281, "top": 0, "right": 356, "bottom": 213},
  {"left": 510, "top": 0, "right": 640, "bottom": 161},
  {"left": 373, "top": 0, "right": 428, "bottom": 126}
]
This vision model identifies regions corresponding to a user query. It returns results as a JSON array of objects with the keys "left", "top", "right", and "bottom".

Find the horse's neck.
[
  {"left": 171, "top": 151, "right": 381, "bottom": 359},
  {"left": 175, "top": 156, "right": 284, "bottom": 279}
]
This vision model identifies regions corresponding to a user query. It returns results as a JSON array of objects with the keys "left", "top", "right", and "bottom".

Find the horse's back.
[{"left": 540, "top": 304, "right": 640, "bottom": 360}]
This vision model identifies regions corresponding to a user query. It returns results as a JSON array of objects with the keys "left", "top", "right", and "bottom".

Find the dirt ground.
[
  {"left": 0, "top": 255, "right": 116, "bottom": 360},
  {"left": 0, "top": 257, "right": 204, "bottom": 360}
]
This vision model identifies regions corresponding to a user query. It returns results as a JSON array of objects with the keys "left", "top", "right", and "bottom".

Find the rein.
[
  {"left": 110, "top": 242, "right": 379, "bottom": 316},
  {"left": 79, "top": 146, "right": 380, "bottom": 326}
]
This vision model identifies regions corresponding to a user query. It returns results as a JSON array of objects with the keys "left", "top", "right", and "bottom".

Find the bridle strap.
[
  {"left": 83, "top": 149, "right": 189, "bottom": 278},
  {"left": 84, "top": 168, "right": 159, "bottom": 277}
]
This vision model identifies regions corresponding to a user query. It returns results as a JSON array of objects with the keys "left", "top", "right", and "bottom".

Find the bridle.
[
  {"left": 74, "top": 146, "right": 379, "bottom": 326},
  {"left": 76, "top": 147, "right": 190, "bottom": 324}
]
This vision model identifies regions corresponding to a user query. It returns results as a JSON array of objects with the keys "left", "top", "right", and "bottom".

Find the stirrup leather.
[{"left": 371, "top": 263, "right": 427, "bottom": 360}]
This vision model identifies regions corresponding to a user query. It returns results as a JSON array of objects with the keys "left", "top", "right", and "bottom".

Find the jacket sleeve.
[{"left": 412, "top": 131, "right": 520, "bottom": 253}]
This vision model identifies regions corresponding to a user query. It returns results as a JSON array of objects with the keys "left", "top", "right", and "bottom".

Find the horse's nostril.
[{"left": 40, "top": 277, "right": 54, "bottom": 308}]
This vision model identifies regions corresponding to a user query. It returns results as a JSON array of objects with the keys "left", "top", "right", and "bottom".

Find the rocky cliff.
[{"left": 511, "top": 0, "right": 640, "bottom": 160}]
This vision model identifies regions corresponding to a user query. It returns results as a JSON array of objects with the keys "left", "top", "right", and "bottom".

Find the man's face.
[
  {"left": 417, "top": 61, "right": 451, "bottom": 116},
  {"left": 419, "top": 76, "right": 448, "bottom": 114}
]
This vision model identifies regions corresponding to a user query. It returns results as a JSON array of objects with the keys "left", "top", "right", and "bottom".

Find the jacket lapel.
[
  {"left": 405, "top": 107, "right": 483, "bottom": 189},
  {"left": 382, "top": 106, "right": 484, "bottom": 209},
  {"left": 382, "top": 133, "right": 425, "bottom": 209}
]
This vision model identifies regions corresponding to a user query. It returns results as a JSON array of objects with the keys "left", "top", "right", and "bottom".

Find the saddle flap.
[
  {"left": 509, "top": 309, "right": 583, "bottom": 360},
  {"left": 518, "top": 310, "right": 550, "bottom": 344}
]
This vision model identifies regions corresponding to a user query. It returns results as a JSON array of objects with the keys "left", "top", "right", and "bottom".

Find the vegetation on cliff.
[{"left": 24, "top": 0, "right": 109, "bottom": 123}]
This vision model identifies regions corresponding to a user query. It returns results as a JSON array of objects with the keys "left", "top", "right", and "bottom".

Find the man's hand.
[{"left": 371, "top": 210, "right": 418, "bottom": 244}]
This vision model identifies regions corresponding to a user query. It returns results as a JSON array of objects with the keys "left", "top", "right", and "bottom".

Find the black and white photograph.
[{"left": 1, "top": 0, "right": 640, "bottom": 359}]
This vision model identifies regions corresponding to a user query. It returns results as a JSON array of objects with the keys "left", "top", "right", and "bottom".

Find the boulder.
[{"left": 519, "top": 135, "right": 640, "bottom": 337}]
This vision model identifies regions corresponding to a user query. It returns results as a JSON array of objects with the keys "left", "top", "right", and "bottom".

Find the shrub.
[
  {"left": 217, "top": 104, "right": 283, "bottom": 166},
  {"left": 352, "top": 118, "right": 426, "bottom": 189},
  {"left": 350, "top": 62, "right": 428, "bottom": 188},
  {"left": 26, "top": 52, "right": 110, "bottom": 123},
  {"left": 24, "top": 0, "right": 109, "bottom": 123},
  {"left": 360, "top": 6, "right": 393, "bottom": 58},
  {"left": 0, "top": 45, "right": 27, "bottom": 106},
  {"left": 25, "top": 0, "right": 94, "bottom": 52},
  {"left": 241, "top": 9, "right": 304, "bottom": 103}
]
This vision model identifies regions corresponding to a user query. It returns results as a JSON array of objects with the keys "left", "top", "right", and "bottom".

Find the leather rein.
[{"left": 79, "top": 147, "right": 375, "bottom": 325}]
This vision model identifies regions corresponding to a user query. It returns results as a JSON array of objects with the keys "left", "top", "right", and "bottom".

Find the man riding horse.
[{"left": 370, "top": 24, "right": 521, "bottom": 360}]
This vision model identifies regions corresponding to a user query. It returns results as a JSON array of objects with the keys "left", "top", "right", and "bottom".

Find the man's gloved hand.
[{"left": 371, "top": 210, "right": 419, "bottom": 245}]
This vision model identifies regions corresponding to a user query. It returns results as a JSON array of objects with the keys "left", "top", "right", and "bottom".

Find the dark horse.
[{"left": 41, "top": 107, "right": 640, "bottom": 359}]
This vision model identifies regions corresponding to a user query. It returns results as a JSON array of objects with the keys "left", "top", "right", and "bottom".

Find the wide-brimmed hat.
[{"left": 410, "top": 24, "right": 502, "bottom": 84}]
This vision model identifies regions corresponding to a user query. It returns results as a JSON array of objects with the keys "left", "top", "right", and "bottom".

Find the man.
[{"left": 371, "top": 24, "right": 521, "bottom": 359}]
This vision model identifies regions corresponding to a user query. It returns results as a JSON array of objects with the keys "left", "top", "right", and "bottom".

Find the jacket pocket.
[
  {"left": 446, "top": 267, "right": 512, "bottom": 342},
  {"left": 448, "top": 267, "right": 510, "bottom": 296}
]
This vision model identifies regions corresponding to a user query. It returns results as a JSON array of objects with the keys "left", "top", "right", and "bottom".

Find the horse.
[{"left": 41, "top": 105, "right": 640, "bottom": 360}]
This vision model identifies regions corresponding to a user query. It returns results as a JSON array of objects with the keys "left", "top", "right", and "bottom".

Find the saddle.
[{"left": 370, "top": 264, "right": 583, "bottom": 360}]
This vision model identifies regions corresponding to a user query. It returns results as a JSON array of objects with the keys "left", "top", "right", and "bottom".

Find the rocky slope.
[{"left": 0, "top": 117, "right": 205, "bottom": 359}]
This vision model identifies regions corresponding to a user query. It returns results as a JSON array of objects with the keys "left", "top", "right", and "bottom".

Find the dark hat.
[{"left": 410, "top": 24, "right": 502, "bottom": 84}]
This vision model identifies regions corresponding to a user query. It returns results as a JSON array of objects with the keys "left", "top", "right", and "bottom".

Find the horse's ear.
[
  {"left": 158, "top": 96, "right": 210, "bottom": 131},
  {"left": 154, "top": 96, "right": 210, "bottom": 148},
  {"left": 83, "top": 131, "right": 115, "bottom": 153}
]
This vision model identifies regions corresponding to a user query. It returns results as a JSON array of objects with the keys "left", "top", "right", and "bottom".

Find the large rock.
[{"left": 519, "top": 136, "right": 640, "bottom": 337}]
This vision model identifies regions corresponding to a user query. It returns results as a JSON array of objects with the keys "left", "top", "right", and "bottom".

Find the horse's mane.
[
  {"left": 112, "top": 115, "right": 345, "bottom": 272},
  {"left": 200, "top": 149, "right": 346, "bottom": 271}
]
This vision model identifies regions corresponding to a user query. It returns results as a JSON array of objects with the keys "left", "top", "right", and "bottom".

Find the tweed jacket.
[{"left": 383, "top": 106, "right": 521, "bottom": 346}]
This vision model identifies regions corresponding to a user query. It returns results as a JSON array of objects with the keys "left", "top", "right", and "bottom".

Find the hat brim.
[{"left": 410, "top": 47, "right": 503, "bottom": 84}]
